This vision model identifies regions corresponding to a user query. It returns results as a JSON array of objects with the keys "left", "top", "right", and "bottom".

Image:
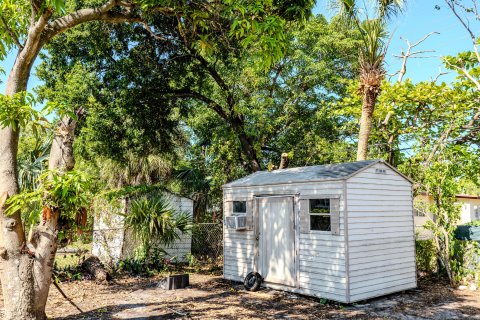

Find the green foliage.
[
  {"left": 415, "top": 240, "right": 438, "bottom": 273},
  {"left": 0, "top": 92, "right": 47, "bottom": 132},
  {"left": 5, "top": 170, "right": 92, "bottom": 225},
  {"left": 0, "top": 0, "right": 66, "bottom": 59},
  {"left": 37, "top": 12, "right": 360, "bottom": 221},
  {"left": 0, "top": 0, "right": 30, "bottom": 59},
  {"left": 37, "top": 63, "right": 99, "bottom": 119},
  {"left": 123, "top": 194, "right": 191, "bottom": 248},
  {"left": 136, "top": 0, "right": 314, "bottom": 69},
  {"left": 118, "top": 246, "right": 169, "bottom": 276},
  {"left": 450, "top": 240, "right": 480, "bottom": 285},
  {"left": 409, "top": 149, "right": 480, "bottom": 286}
]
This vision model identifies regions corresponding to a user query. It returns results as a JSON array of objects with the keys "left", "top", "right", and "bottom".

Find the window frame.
[
  {"left": 232, "top": 200, "right": 247, "bottom": 216},
  {"left": 308, "top": 198, "right": 331, "bottom": 232}
]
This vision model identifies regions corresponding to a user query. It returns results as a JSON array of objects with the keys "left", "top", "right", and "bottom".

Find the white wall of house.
[
  {"left": 414, "top": 195, "right": 480, "bottom": 239},
  {"left": 92, "top": 193, "right": 193, "bottom": 265}
]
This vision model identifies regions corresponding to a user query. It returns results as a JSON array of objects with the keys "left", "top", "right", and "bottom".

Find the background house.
[
  {"left": 414, "top": 193, "right": 480, "bottom": 239},
  {"left": 92, "top": 192, "right": 193, "bottom": 265}
]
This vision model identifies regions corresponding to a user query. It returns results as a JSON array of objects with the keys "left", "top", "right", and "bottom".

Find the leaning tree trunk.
[
  {"left": 356, "top": 84, "right": 380, "bottom": 161},
  {"left": 0, "top": 39, "right": 43, "bottom": 320}
]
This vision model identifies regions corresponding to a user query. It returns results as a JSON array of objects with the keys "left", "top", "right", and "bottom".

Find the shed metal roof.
[{"left": 224, "top": 160, "right": 383, "bottom": 188}]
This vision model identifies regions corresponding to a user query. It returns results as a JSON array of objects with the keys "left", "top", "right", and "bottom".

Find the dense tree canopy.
[{"left": 35, "top": 14, "right": 362, "bottom": 212}]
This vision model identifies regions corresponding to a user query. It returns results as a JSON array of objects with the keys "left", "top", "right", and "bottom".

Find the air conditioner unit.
[{"left": 225, "top": 215, "right": 247, "bottom": 230}]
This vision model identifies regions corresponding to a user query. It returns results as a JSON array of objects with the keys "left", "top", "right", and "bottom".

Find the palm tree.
[
  {"left": 97, "top": 152, "right": 174, "bottom": 188},
  {"left": 335, "top": 0, "right": 405, "bottom": 160}
]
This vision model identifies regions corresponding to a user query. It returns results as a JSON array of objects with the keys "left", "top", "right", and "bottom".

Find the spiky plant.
[
  {"left": 17, "top": 137, "right": 51, "bottom": 191},
  {"left": 123, "top": 194, "right": 191, "bottom": 254},
  {"left": 334, "top": 0, "right": 405, "bottom": 160}
]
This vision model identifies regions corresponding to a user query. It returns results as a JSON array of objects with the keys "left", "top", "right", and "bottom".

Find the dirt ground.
[{"left": 0, "top": 274, "right": 479, "bottom": 319}]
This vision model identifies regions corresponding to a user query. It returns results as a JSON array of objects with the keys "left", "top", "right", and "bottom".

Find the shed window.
[
  {"left": 310, "top": 199, "right": 331, "bottom": 231},
  {"left": 233, "top": 201, "right": 247, "bottom": 214}
]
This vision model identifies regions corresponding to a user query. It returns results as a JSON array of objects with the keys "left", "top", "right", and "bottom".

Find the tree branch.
[
  {"left": 445, "top": 59, "right": 480, "bottom": 91},
  {"left": 0, "top": 16, "right": 24, "bottom": 49},
  {"left": 186, "top": 48, "right": 236, "bottom": 114},
  {"left": 393, "top": 32, "right": 439, "bottom": 82},
  {"left": 445, "top": 0, "right": 480, "bottom": 64},
  {"left": 167, "top": 88, "right": 229, "bottom": 120},
  {"left": 42, "top": 1, "right": 141, "bottom": 43}
]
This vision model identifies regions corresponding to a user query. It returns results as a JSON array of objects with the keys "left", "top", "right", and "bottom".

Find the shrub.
[
  {"left": 416, "top": 239, "right": 437, "bottom": 273},
  {"left": 451, "top": 240, "right": 480, "bottom": 286},
  {"left": 119, "top": 194, "right": 191, "bottom": 275}
]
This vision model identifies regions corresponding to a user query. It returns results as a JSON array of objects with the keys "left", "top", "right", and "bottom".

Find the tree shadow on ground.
[{"left": 54, "top": 276, "right": 480, "bottom": 320}]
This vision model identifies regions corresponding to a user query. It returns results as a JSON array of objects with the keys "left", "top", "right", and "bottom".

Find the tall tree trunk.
[
  {"left": 0, "top": 43, "right": 78, "bottom": 320},
  {"left": 0, "top": 43, "right": 42, "bottom": 319},
  {"left": 0, "top": 2, "right": 141, "bottom": 318},
  {"left": 31, "top": 115, "right": 79, "bottom": 318},
  {"left": 356, "top": 87, "right": 379, "bottom": 161}
]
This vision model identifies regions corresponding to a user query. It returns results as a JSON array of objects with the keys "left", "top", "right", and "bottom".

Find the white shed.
[
  {"left": 222, "top": 160, "right": 416, "bottom": 303},
  {"left": 92, "top": 192, "right": 193, "bottom": 264}
]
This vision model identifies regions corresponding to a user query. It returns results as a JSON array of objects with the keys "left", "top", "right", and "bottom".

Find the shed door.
[{"left": 258, "top": 196, "right": 295, "bottom": 287}]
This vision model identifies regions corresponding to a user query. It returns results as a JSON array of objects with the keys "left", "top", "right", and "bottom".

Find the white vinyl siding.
[
  {"left": 223, "top": 161, "right": 415, "bottom": 304},
  {"left": 223, "top": 181, "right": 347, "bottom": 302},
  {"left": 346, "top": 163, "right": 416, "bottom": 302}
]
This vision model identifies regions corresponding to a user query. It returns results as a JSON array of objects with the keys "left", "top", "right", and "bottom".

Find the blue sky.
[
  {"left": 315, "top": 0, "right": 476, "bottom": 83},
  {"left": 0, "top": 0, "right": 477, "bottom": 93}
]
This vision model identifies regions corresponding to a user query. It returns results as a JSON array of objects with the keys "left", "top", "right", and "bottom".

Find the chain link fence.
[
  {"left": 62, "top": 223, "right": 223, "bottom": 268},
  {"left": 191, "top": 223, "right": 223, "bottom": 261}
]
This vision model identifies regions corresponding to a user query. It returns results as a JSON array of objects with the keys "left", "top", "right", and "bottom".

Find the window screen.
[{"left": 309, "top": 199, "right": 331, "bottom": 231}]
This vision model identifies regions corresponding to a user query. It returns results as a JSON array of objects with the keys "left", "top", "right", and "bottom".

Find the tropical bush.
[{"left": 120, "top": 193, "right": 191, "bottom": 274}]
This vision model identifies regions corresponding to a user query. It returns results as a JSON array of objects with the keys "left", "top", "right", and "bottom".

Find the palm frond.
[
  {"left": 358, "top": 19, "right": 387, "bottom": 92},
  {"left": 123, "top": 194, "right": 191, "bottom": 247},
  {"left": 331, "top": 0, "right": 358, "bottom": 20},
  {"left": 98, "top": 152, "right": 173, "bottom": 188},
  {"left": 18, "top": 137, "right": 52, "bottom": 191},
  {"left": 358, "top": 19, "right": 387, "bottom": 69},
  {"left": 376, "top": 0, "right": 406, "bottom": 20}
]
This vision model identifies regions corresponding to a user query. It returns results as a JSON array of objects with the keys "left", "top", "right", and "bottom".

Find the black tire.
[{"left": 244, "top": 272, "right": 263, "bottom": 292}]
